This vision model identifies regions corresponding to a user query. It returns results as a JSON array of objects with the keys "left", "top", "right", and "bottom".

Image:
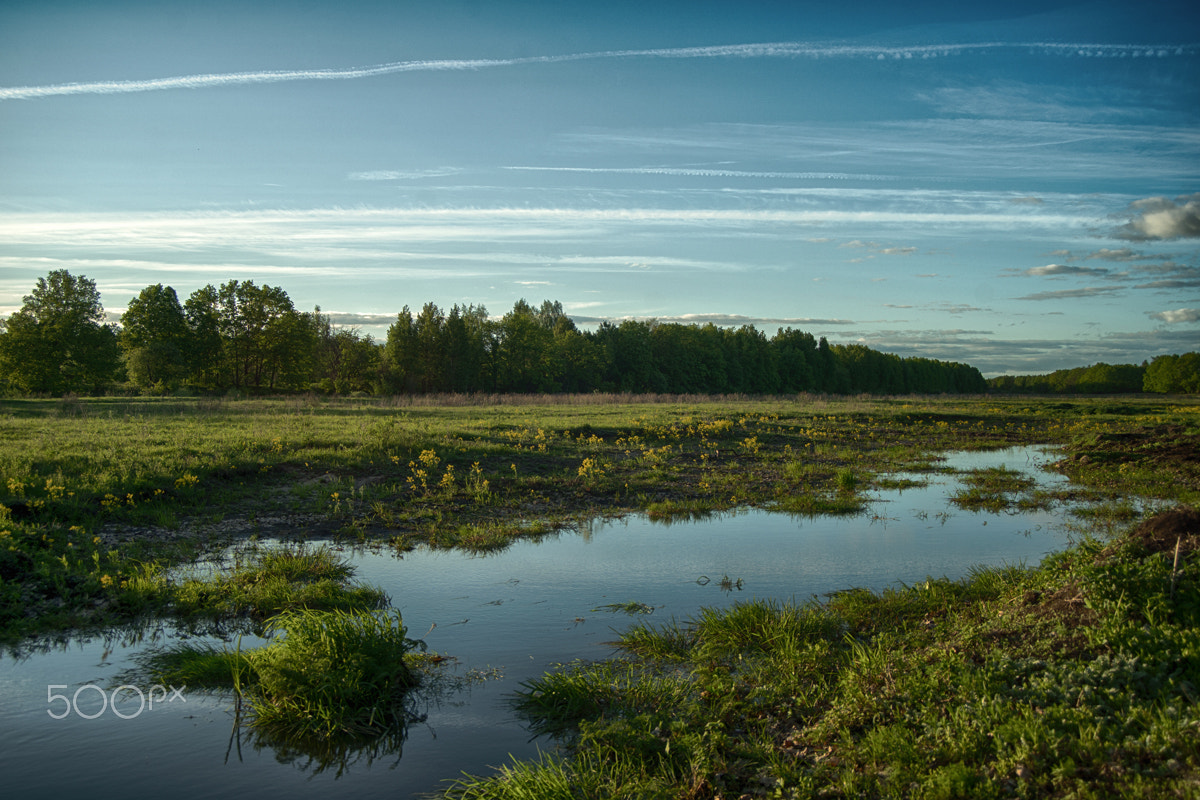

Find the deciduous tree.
[
  {"left": 0, "top": 270, "right": 119, "bottom": 394},
  {"left": 120, "top": 284, "right": 190, "bottom": 390}
]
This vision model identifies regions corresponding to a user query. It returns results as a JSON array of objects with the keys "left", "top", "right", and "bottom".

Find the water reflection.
[{"left": 227, "top": 706, "right": 414, "bottom": 779}]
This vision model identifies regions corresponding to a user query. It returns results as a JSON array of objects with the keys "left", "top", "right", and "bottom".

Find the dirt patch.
[
  {"left": 1022, "top": 582, "right": 1098, "bottom": 628},
  {"left": 96, "top": 512, "right": 336, "bottom": 547},
  {"left": 1127, "top": 506, "right": 1200, "bottom": 558},
  {"left": 1065, "top": 424, "right": 1200, "bottom": 467}
]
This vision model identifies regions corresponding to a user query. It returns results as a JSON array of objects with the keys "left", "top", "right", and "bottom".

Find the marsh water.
[{"left": 1, "top": 446, "right": 1076, "bottom": 799}]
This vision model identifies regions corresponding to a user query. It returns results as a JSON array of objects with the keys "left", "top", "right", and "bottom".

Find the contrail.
[{"left": 2, "top": 41, "right": 1195, "bottom": 100}]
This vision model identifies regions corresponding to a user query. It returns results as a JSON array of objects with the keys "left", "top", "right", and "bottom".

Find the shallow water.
[{"left": 0, "top": 446, "right": 1073, "bottom": 799}]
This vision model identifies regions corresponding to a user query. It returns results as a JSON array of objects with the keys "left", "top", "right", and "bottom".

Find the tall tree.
[
  {"left": 772, "top": 328, "right": 816, "bottom": 392},
  {"left": 213, "top": 280, "right": 303, "bottom": 390},
  {"left": 414, "top": 302, "right": 447, "bottom": 392},
  {"left": 383, "top": 307, "right": 420, "bottom": 393},
  {"left": 310, "top": 309, "right": 380, "bottom": 394},
  {"left": 183, "top": 285, "right": 225, "bottom": 390},
  {"left": 120, "top": 284, "right": 190, "bottom": 390},
  {"left": 0, "top": 270, "right": 119, "bottom": 394},
  {"left": 497, "top": 300, "right": 554, "bottom": 392}
]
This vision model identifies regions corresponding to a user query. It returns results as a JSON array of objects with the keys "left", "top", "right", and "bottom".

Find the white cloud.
[
  {"left": 1085, "top": 248, "right": 1152, "bottom": 262},
  {"left": 1024, "top": 264, "right": 1110, "bottom": 277},
  {"left": 1148, "top": 308, "right": 1200, "bottom": 323},
  {"left": 848, "top": 326, "right": 1200, "bottom": 376},
  {"left": 320, "top": 312, "right": 401, "bottom": 327},
  {"left": 1117, "top": 194, "right": 1200, "bottom": 240}
]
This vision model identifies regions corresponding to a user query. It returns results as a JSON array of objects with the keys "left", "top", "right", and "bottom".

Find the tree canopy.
[
  {"left": 987, "top": 356, "right": 1200, "bottom": 396},
  {"left": 0, "top": 268, "right": 1029, "bottom": 398},
  {"left": 0, "top": 270, "right": 120, "bottom": 394}
]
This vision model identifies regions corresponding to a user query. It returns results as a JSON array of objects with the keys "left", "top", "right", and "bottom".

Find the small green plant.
[
  {"left": 592, "top": 601, "right": 656, "bottom": 615},
  {"left": 835, "top": 468, "right": 860, "bottom": 493}
]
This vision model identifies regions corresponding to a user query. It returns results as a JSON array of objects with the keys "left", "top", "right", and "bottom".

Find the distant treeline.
[
  {"left": 987, "top": 354, "right": 1200, "bottom": 395},
  {"left": 0, "top": 268, "right": 985, "bottom": 397}
]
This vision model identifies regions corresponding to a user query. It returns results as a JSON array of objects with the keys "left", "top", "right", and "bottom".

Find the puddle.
[{"left": 0, "top": 446, "right": 1074, "bottom": 798}]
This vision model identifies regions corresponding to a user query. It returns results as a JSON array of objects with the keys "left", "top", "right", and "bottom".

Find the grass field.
[{"left": 2, "top": 393, "right": 1198, "bottom": 797}]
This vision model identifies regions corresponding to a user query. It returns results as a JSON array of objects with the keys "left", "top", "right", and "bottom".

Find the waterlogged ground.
[{"left": 0, "top": 447, "right": 1078, "bottom": 798}]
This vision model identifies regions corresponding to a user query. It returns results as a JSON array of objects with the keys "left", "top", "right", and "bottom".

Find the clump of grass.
[
  {"left": 172, "top": 545, "right": 387, "bottom": 622},
  {"left": 617, "top": 617, "right": 694, "bottom": 660},
  {"left": 645, "top": 498, "right": 723, "bottom": 522},
  {"left": 771, "top": 491, "right": 864, "bottom": 516},
  {"left": 251, "top": 608, "right": 421, "bottom": 737},
  {"left": 951, "top": 466, "right": 1037, "bottom": 512},
  {"left": 142, "top": 608, "right": 425, "bottom": 739},
  {"left": 835, "top": 468, "right": 860, "bottom": 493}
]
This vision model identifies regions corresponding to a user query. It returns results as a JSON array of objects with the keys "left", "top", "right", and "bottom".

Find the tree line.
[
  {"left": 987, "top": 355, "right": 1200, "bottom": 395},
  {"left": 0, "top": 269, "right": 992, "bottom": 396}
]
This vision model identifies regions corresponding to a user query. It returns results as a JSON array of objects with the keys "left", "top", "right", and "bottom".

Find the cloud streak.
[
  {"left": 569, "top": 312, "right": 855, "bottom": 328},
  {"left": 1024, "top": 264, "right": 1110, "bottom": 277},
  {"left": 4, "top": 42, "right": 1197, "bottom": 101},
  {"left": 0, "top": 206, "right": 1096, "bottom": 249},
  {"left": 1016, "top": 286, "right": 1124, "bottom": 301},
  {"left": 504, "top": 166, "right": 894, "bottom": 182}
]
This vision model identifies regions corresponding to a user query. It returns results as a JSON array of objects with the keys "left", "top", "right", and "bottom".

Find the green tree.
[
  {"left": 120, "top": 284, "right": 190, "bottom": 390},
  {"left": 213, "top": 280, "right": 305, "bottom": 390},
  {"left": 772, "top": 328, "right": 817, "bottom": 393},
  {"left": 183, "top": 285, "right": 225, "bottom": 390},
  {"left": 444, "top": 304, "right": 491, "bottom": 392},
  {"left": 383, "top": 307, "right": 420, "bottom": 393},
  {"left": 1144, "top": 353, "right": 1200, "bottom": 393},
  {"left": 0, "top": 270, "right": 119, "bottom": 394},
  {"left": 311, "top": 310, "right": 381, "bottom": 394},
  {"left": 414, "top": 302, "right": 448, "bottom": 392},
  {"left": 593, "top": 319, "right": 658, "bottom": 392},
  {"left": 497, "top": 300, "right": 554, "bottom": 392}
]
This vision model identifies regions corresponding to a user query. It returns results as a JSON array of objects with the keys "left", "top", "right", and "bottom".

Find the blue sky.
[{"left": 1, "top": 0, "right": 1197, "bottom": 376}]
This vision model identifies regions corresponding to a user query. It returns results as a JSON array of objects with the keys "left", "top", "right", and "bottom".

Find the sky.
[{"left": 1, "top": 0, "right": 1198, "bottom": 377}]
